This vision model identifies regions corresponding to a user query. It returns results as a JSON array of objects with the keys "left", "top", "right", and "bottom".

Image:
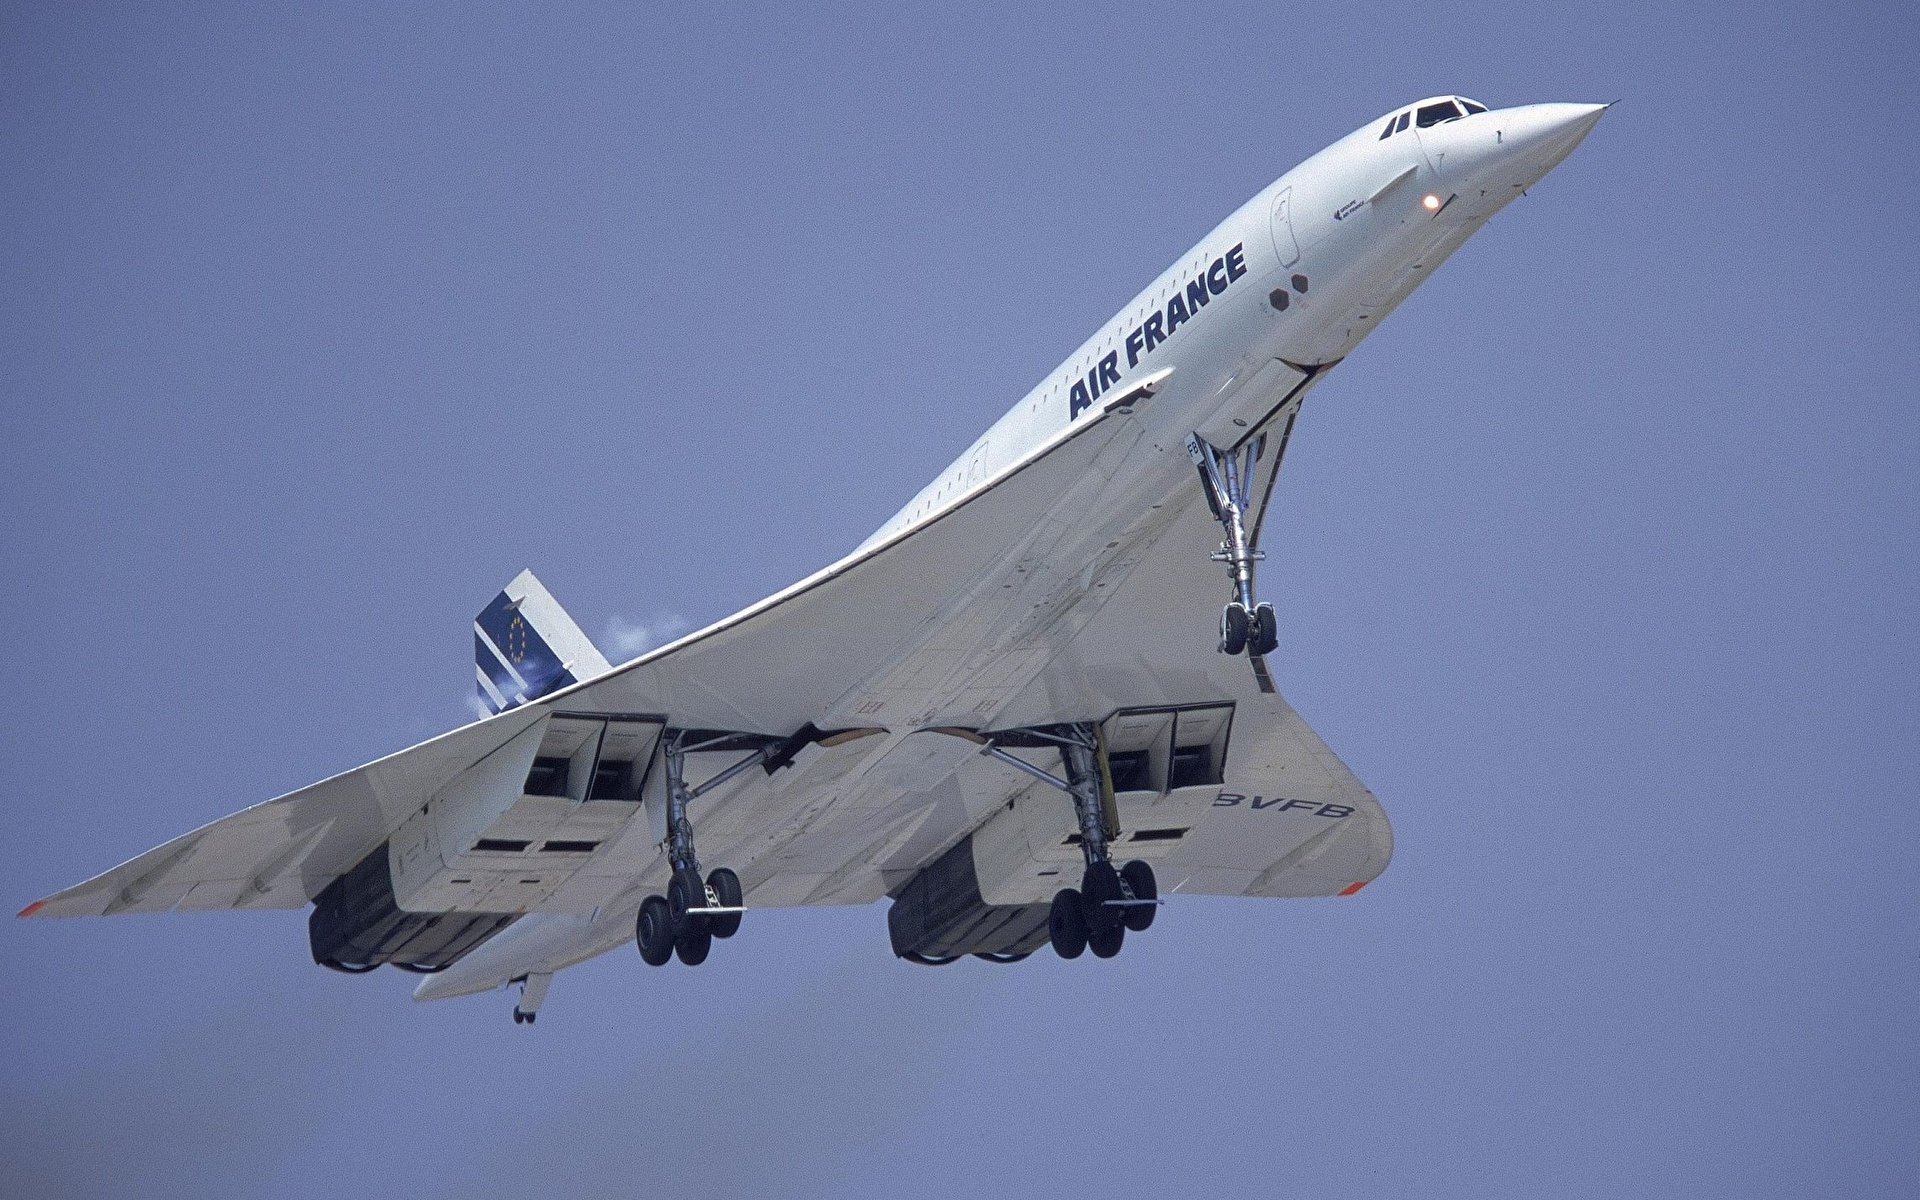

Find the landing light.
[{"left": 1421, "top": 193, "right": 1442, "bottom": 211}]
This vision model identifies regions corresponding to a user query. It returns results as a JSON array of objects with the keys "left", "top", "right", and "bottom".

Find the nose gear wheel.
[
  {"left": 1220, "top": 603, "right": 1251, "bottom": 655},
  {"left": 1250, "top": 603, "right": 1278, "bottom": 656}
]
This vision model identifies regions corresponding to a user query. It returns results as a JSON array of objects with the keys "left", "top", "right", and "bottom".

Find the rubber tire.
[
  {"left": 1120, "top": 859, "right": 1158, "bottom": 931},
  {"left": 1088, "top": 920, "right": 1126, "bottom": 959},
  {"left": 706, "top": 867, "right": 743, "bottom": 939},
  {"left": 636, "top": 894, "right": 674, "bottom": 966},
  {"left": 667, "top": 869, "right": 707, "bottom": 935},
  {"left": 1081, "top": 860, "right": 1125, "bottom": 934},
  {"left": 1219, "top": 603, "right": 1250, "bottom": 655},
  {"left": 674, "top": 923, "right": 713, "bottom": 966},
  {"left": 1252, "top": 603, "right": 1279, "bottom": 656},
  {"left": 1049, "top": 888, "right": 1088, "bottom": 959}
]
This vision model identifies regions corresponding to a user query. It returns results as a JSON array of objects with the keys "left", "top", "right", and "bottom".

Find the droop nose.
[{"left": 1497, "top": 102, "right": 1609, "bottom": 185}]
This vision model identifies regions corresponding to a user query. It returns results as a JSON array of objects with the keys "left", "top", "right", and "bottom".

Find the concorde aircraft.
[{"left": 24, "top": 97, "right": 1606, "bottom": 1022}]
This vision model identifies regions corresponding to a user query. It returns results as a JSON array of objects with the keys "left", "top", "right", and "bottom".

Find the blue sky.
[{"left": 3, "top": 3, "right": 1915, "bottom": 1196}]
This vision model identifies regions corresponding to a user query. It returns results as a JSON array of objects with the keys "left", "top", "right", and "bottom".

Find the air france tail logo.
[{"left": 1069, "top": 243, "right": 1249, "bottom": 420}]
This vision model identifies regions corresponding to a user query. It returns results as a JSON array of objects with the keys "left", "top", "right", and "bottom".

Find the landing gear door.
[
  {"left": 640, "top": 736, "right": 669, "bottom": 848},
  {"left": 1269, "top": 188, "right": 1300, "bottom": 269}
]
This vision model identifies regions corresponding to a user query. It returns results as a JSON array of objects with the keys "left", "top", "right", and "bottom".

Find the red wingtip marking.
[
  {"left": 1337, "top": 881, "right": 1366, "bottom": 897},
  {"left": 17, "top": 901, "right": 44, "bottom": 918}
]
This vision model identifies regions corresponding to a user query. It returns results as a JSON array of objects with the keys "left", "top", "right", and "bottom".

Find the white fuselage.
[{"left": 869, "top": 99, "right": 1606, "bottom": 548}]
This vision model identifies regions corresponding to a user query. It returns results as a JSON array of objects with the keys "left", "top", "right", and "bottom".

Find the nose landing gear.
[
  {"left": 1219, "top": 602, "right": 1278, "bottom": 658},
  {"left": 1189, "top": 433, "right": 1280, "bottom": 661}
]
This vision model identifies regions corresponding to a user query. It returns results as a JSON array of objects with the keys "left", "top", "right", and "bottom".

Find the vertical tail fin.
[{"left": 473, "top": 569, "right": 612, "bottom": 714}]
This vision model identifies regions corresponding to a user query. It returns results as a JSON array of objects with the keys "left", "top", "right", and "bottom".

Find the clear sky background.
[{"left": 3, "top": 3, "right": 1915, "bottom": 1197}]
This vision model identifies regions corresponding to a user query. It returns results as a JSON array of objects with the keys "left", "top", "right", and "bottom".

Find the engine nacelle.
[
  {"left": 308, "top": 843, "right": 518, "bottom": 972},
  {"left": 885, "top": 834, "right": 1051, "bottom": 962}
]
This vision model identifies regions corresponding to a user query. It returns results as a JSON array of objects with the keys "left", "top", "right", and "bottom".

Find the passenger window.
[
  {"left": 1417, "top": 101, "right": 1463, "bottom": 127},
  {"left": 1460, "top": 99, "right": 1488, "bottom": 114},
  {"left": 1395, "top": 111, "right": 1410, "bottom": 133}
]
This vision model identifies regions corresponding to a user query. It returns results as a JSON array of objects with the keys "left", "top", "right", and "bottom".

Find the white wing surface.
[
  {"left": 28, "top": 366, "right": 1386, "bottom": 970},
  {"left": 23, "top": 709, "right": 546, "bottom": 918}
]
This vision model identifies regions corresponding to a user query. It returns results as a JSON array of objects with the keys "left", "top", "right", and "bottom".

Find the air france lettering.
[
  {"left": 1069, "top": 242, "right": 1249, "bottom": 420},
  {"left": 1213, "top": 793, "right": 1354, "bottom": 819}
]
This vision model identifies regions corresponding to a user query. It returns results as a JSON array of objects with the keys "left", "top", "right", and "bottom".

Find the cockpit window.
[
  {"left": 1458, "top": 98, "right": 1488, "bottom": 114},
  {"left": 1416, "top": 101, "right": 1464, "bottom": 127},
  {"left": 1381, "top": 110, "right": 1417, "bottom": 139}
]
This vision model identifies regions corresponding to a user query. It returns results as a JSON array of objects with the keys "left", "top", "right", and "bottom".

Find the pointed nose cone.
[{"left": 1501, "top": 102, "right": 1609, "bottom": 185}]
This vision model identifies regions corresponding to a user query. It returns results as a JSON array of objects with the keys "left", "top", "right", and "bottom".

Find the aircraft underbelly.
[
  {"left": 551, "top": 356, "right": 1361, "bottom": 907},
  {"left": 389, "top": 218, "right": 1388, "bottom": 990}
]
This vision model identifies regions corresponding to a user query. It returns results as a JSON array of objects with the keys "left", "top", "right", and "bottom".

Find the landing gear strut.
[
  {"left": 634, "top": 730, "right": 758, "bottom": 968},
  {"left": 1188, "top": 432, "right": 1279, "bottom": 659},
  {"left": 980, "top": 723, "right": 1160, "bottom": 961}
]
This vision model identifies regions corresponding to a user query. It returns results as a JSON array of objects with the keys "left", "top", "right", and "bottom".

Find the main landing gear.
[
  {"left": 635, "top": 730, "right": 759, "bottom": 968},
  {"left": 982, "top": 723, "right": 1160, "bottom": 961},
  {"left": 1188, "top": 432, "right": 1279, "bottom": 660}
]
